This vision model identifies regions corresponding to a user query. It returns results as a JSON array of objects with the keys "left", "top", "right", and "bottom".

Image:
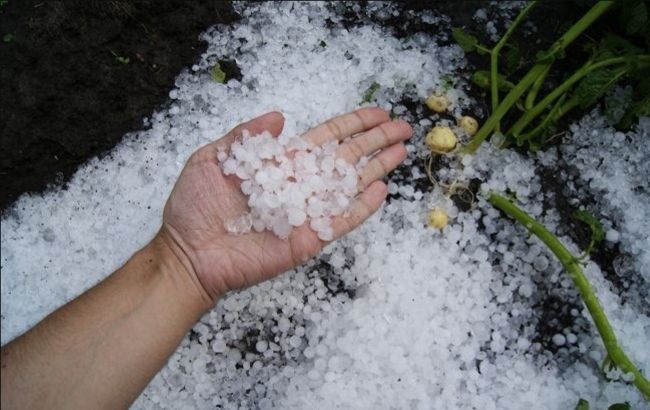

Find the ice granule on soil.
[
  {"left": 219, "top": 130, "right": 360, "bottom": 241},
  {"left": 1, "top": 2, "right": 649, "bottom": 409},
  {"left": 473, "top": 1, "right": 527, "bottom": 42},
  {"left": 561, "top": 111, "right": 650, "bottom": 287}
]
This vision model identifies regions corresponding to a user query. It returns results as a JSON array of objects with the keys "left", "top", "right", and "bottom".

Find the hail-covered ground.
[{"left": 1, "top": 2, "right": 648, "bottom": 409}]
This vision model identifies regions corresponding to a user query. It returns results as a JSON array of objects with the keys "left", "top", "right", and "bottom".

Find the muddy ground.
[{"left": 0, "top": 0, "right": 238, "bottom": 210}]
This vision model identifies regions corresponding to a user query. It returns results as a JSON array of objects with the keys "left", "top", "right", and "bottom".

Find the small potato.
[
  {"left": 459, "top": 116, "right": 479, "bottom": 136},
  {"left": 425, "top": 126, "right": 457, "bottom": 154},
  {"left": 428, "top": 208, "right": 448, "bottom": 229},
  {"left": 425, "top": 94, "right": 451, "bottom": 113}
]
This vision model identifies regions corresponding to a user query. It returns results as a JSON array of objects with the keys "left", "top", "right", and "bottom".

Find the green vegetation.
[
  {"left": 575, "top": 399, "right": 590, "bottom": 410},
  {"left": 575, "top": 399, "right": 630, "bottom": 410},
  {"left": 109, "top": 49, "right": 130, "bottom": 65},
  {"left": 453, "top": 1, "right": 650, "bottom": 153},
  {"left": 211, "top": 63, "right": 226, "bottom": 83},
  {"left": 572, "top": 209, "right": 604, "bottom": 258},
  {"left": 360, "top": 82, "right": 380, "bottom": 104},
  {"left": 488, "top": 193, "right": 650, "bottom": 400}
]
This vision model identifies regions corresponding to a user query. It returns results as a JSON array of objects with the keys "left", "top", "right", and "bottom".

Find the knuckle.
[{"left": 326, "top": 119, "right": 344, "bottom": 139}]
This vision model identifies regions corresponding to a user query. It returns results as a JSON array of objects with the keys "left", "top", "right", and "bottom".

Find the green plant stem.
[
  {"left": 525, "top": 64, "right": 551, "bottom": 109},
  {"left": 517, "top": 93, "right": 570, "bottom": 145},
  {"left": 488, "top": 193, "right": 650, "bottom": 399},
  {"left": 476, "top": 44, "right": 492, "bottom": 55},
  {"left": 464, "top": 64, "right": 548, "bottom": 153},
  {"left": 463, "top": 1, "right": 615, "bottom": 154},
  {"left": 509, "top": 55, "right": 650, "bottom": 138},
  {"left": 491, "top": 1, "right": 538, "bottom": 133}
]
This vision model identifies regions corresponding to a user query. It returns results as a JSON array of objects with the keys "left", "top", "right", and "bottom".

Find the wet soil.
[{"left": 0, "top": 0, "right": 238, "bottom": 211}]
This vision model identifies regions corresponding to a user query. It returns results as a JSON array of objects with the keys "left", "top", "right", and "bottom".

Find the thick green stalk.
[
  {"left": 463, "top": 1, "right": 615, "bottom": 154},
  {"left": 491, "top": 1, "right": 538, "bottom": 132},
  {"left": 509, "top": 56, "right": 650, "bottom": 138},
  {"left": 488, "top": 193, "right": 650, "bottom": 399},
  {"left": 525, "top": 64, "right": 551, "bottom": 109}
]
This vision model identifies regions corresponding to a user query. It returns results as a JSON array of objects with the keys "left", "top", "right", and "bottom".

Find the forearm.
[{"left": 1, "top": 233, "right": 212, "bottom": 409}]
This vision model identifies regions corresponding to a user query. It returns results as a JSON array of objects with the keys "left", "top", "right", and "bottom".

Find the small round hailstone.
[
  {"left": 425, "top": 126, "right": 457, "bottom": 154},
  {"left": 220, "top": 129, "right": 359, "bottom": 240},
  {"left": 212, "top": 339, "right": 227, "bottom": 353},
  {"left": 289, "top": 335, "right": 302, "bottom": 348},
  {"left": 566, "top": 333, "right": 578, "bottom": 344},
  {"left": 255, "top": 340, "right": 269, "bottom": 353},
  {"left": 425, "top": 94, "right": 451, "bottom": 113},
  {"left": 606, "top": 229, "right": 620, "bottom": 242},
  {"left": 458, "top": 116, "right": 479, "bottom": 136},
  {"left": 278, "top": 317, "right": 291, "bottom": 332},
  {"left": 552, "top": 333, "right": 566, "bottom": 346}
]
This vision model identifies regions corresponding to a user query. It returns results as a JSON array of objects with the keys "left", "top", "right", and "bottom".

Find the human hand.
[{"left": 159, "top": 108, "right": 412, "bottom": 306}]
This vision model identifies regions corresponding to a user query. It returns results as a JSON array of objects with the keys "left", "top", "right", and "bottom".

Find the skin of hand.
[
  {"left": 0, "top": 108, "right": 411, "bottom": 409},
  {"left": 160, "top": 107, "right": 412, "bottom": 306}
]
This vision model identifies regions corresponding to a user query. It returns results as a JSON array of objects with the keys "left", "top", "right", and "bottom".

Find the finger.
[
  {"left": 302, "top": 107, "right": 389, "bottom": 146},
  {"left": 331, "top": 180, "right": 388, "bottom": 239},
  {"left": 357, "top": 143, "right": 407, "bottom": 190},
  {"left": 337, "top": 120, "right": 412, "bottom": 163},
  {"left": 210, "top": 111, "right": 285, "bottom": 150}
]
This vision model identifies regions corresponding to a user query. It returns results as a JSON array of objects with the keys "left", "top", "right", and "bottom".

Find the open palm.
[{"left": 160, "top": 108, "right": 412, "bottom": 302}]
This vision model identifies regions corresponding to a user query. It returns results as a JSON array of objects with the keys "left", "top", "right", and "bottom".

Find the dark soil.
[{"left": 0, "top": 0, "right": 238, "bottom": 211}]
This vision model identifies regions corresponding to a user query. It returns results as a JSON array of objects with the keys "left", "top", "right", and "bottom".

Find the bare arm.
[
  {"left": 1, "top": 234, "right": 208, "bottom": 408},
  {"left": 1, "top": 108, "right": 412, "bottom": 408}
]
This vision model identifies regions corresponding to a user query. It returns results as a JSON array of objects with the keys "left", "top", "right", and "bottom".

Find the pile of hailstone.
[{"left": 218, "top": 130, "right": 364, "bottom": 241}]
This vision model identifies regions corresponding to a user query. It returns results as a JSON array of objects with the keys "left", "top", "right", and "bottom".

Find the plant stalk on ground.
[{"left": 488, "top": 192, "right": 650, "bottom": 399}]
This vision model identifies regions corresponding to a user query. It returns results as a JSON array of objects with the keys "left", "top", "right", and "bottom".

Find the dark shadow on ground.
[{"left": 0, "top": 0, "right": 237, "bottom": 211}]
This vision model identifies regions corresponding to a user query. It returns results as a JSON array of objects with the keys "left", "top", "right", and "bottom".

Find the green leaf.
[
  {"left": 116, "top": 56, "right": 129, "bottom": 64},
  {"left": 319, "top": 40, "right": 327, "bottom": 48},
  {"left": 472, "top": 70, "right": 515, "bottom": 91},
  {"left": 574, "top": 67, "right": 620, "bottom": 109},
  {"left": 360, "top": 82, "right": 380, "bottom": 104},
  {"left": 211, "top": 63, "right": 226, "bottom": 83},
  {"left": 620, "top": 0, "right": 647, "bottom": 35},
  {"left": 575, "top": 399, "right": 590, "bottom": 410},
  {"left": 3, "top": 33, "right": 13, "bottom": 43},
  {"left": 452, "top": 27, "right": 477, "bottom": 52},
  {"left": 440, "top": 74, "right": 455, "bottom": 91},
  {"left": 597, "top": 34, "right": 643, "bottom": 59},
  {"left": 572, "top": 209, "right": 605, "bottom": 254},
  {"left": 451, "top": 28, "right": 488, "bottom": 54},
  {"left": 608, "top": 403, "right": 630, "bottom": 410}
]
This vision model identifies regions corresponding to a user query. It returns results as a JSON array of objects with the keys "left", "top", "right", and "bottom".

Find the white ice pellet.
[
  {"left": 606, "top": 229, "right": 620, "bottom": 243},
  {"left": 278, "top": 317, "right": 291, "bottom": 333},
  {"left": 221, "top": 130, "right": 359, "bottom": 240},
  {"left": 255, "top": 340, "right": 269, "bottom": 353},
  {"left": 552, "top": 334, "right": 566, "bottom": 346}
]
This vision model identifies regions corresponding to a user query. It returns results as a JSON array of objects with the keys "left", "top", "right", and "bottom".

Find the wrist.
[{"left": 150, "top": 229, "right": 216, "bottom": 314}]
